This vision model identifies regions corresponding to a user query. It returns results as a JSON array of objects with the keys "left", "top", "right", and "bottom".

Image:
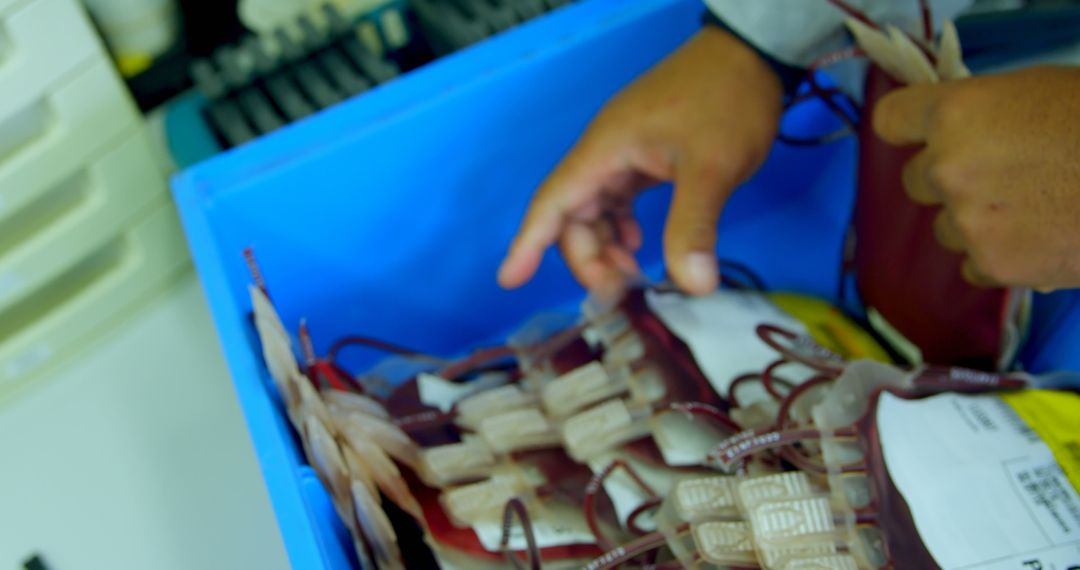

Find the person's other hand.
[
  {"left": 874, "top": 66, "right": 1080, "bottom": 290},
  {"left": 496, "top": 27, "right": 783, "bottom": 297}
]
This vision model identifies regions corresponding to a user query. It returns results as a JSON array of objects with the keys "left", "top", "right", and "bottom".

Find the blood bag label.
[
  {"left": 471, "top": 501, "right": 594, "bottom": 552},
  {"left": 589, "top": 452, "right": 675, "bottom": 526},
  {"left": 1003, "top": 390, "right": 1080, "bottom": 493},
  {"left": 1009, "top": 458, "right": 1080, "bottom": 544},
  {"left": 877, "top": 391, "right": 1080, "bottom": 569},
  {"left": 644, "top": 290, "right": 809, "bottom": 395}
]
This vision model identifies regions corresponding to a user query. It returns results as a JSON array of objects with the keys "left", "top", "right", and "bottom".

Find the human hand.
[
  {"left": 496, "top": 27, "right": 783, "bottom": 297},
  {"left": 874, "top": 66, "right": 1080, "bottom": 290}
]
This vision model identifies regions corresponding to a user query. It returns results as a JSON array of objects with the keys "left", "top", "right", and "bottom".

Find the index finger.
[
  {"left": 872, "top": 83, "right": 945, "bottom": 146},
  {"left": 497, "top": 137, "right": 620, "bottom": 289}
]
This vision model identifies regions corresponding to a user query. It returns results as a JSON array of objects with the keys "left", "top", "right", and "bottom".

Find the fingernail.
[
  {"left": 685, "top": 252, "right": 718, "bottom": 294},
  {"left": 496, "top": 261, "right": 512, "bottom": 285}
]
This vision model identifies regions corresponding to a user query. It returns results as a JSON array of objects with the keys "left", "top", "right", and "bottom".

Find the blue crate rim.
[{"left": 171, "top": 1, "right": 695, "bottom": 568}]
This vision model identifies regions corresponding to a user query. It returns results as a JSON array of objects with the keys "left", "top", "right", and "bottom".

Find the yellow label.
[
  {"left": 768, "top": 293, "right": 892, "bottom": 363},
  {"left": 1002, "top": 389, "right": 1080, "bottom": 492},
  {"left": 117, "top": 54, "right": 153, "bottom": 77}
]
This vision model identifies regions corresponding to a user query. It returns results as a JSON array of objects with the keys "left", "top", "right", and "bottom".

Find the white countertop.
[{"left": 0, "top": 270, "right": 289, "bottom": 570}]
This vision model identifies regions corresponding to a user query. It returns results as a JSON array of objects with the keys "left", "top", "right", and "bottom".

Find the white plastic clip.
[
  {"left": 751, "top": 497, "right": 835, "bottom": 541},
  {"left": 603, "top": 332, "right": 645, "bottom": 366},
  {"left": 673, "top": 476, "right": 739, "bottom": 522},
  {"left": 440, "top": 473, "right": 532, "bottom": 527},
  {"left": 419, "top": 436, "right": 497, "bottom": 487},
  {"left": 541, "top": 361, "right": 623, "bottom": 418},
  {"left": 736, "top": 471, "right": 813, "bottom": 511},
  {"left": 456, "top": 384, "right": 535, "bottom": 430},
  {"left": 693, "top": 521, "right": 759, "bottom": 566},
  {"left": 562, "top": 399, "right": 651, "bottom": 461},
  {"left": 750, "top": 497, "right": 840, "bottom": 568},
  {"left": 478, "top": 406, "right": 560, "bottom": 454}
]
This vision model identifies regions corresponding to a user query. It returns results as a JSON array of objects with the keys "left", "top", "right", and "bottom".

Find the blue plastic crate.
[{"left": 171, "top": 0, "right": 1080, "bottom": 567}]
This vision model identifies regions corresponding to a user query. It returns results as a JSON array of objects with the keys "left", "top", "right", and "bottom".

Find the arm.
[{"left": 705, "top": 0, "right": 975, "bottom": 68}]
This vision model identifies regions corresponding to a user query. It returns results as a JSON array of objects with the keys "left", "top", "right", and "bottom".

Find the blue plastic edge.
[
  {"left": 177, "top": 0, "right": 690, "bottom": 198},
  {"left": 170, "top": 1, "right": 700, "bottom": 568}
]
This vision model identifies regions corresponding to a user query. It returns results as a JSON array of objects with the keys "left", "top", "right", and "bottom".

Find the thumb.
[
  {"left": 663, "top": 155, "right": 735, "bottom": 295},
  {"left": 872, "top": 83, "right": 945, "bottom": 146}
]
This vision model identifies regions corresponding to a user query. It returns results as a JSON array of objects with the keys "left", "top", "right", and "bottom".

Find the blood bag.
[
  {"left": 669, "top": 387, "right": 1080, "bottom": 569},
  {"left": 246, "top": 241, "right": 1074, "bottom": 570},
  {"left": 250, "top": 272, "right": 831, "bottom": 567}
]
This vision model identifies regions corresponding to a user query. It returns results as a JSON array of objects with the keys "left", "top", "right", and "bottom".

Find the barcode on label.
[
  {"left": 993, "top": 398, "right": 1042, "bottom": 444},
  {"left": 1011, "top": 460, "right": 1080, "bottom": 542}
]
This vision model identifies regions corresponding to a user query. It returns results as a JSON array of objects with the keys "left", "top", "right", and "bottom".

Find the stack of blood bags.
[{"left": 250, "top": 242, "right": 1079, "bottom": 570}]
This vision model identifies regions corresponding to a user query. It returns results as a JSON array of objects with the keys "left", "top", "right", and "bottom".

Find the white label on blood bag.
[
  {"left": 979, "top": 542, "right": 1080, "bottom": 570},
  {"left": 877, "top": 392, "right": 1080, "bottom": 569},
  {"left": 471, "top": 501, "right": 594, "bottom": 552},
  {"left": 588, "top": 451, "right": 679, "bottom": 528},
  {"left": 644, "top": 289, "right": 810, "bottom": 396}
]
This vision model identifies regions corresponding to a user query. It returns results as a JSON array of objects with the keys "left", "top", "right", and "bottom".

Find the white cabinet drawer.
[
  {"left": 0, "top": 130, "right": 167, "bottom": 314},
  {"left": 0, "top": 58, "right": 138, "bottom": 221},
  {"left": 0, "top": 0, "right": 27, "bottom": 17},
  {"left": 0, "top": 0, "right": 102, "bottom": 122},
  {"left": 0, "top": 200, "right": 190, "bottom": 394}
]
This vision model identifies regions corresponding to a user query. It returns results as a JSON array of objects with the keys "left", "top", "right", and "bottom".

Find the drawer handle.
[
  {"left": 0, "top": 100, "right": 54, "bottom": 164},
  {"left": 0, "top": 170, "right": 89, "bottom": 258},
  {"left": 0, "top": 235, "right": 127, "bottom": 347}
]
